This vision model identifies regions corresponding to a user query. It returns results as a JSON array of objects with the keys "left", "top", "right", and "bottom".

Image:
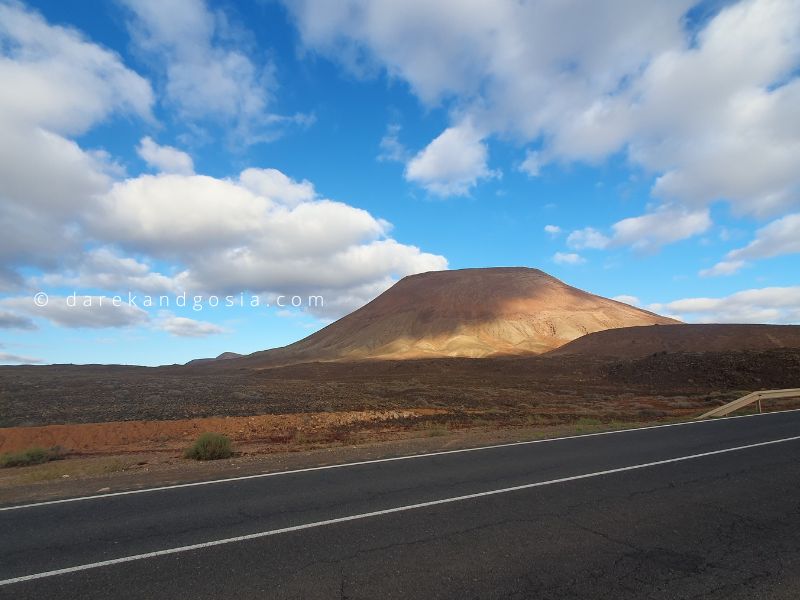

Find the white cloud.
[
  {"left": 519, "top": 150, "right": 542, "bottom": 177},
  {"left": 36, "top": 248, "right": 176, "bottom": 295},
  {"left": 0, "top": 352, "right": 44, "bottom": 365},
  {"left": 544, "top": 224, "right": 561, "bottom": 236},
  {"left": 612, "top": 295, "right": 641, "bottom": 306},
  {"left": 701, "top": 212, "right": 800, "bottom": 277},
  {"left": 610, "top": 207, "right": 711, "bottom": 252},
  {"left": 699, "top": 260, "right": 746, "bottom": 277},
  {"left": 377, "top": 123, "right": 409, "bottom": 162},
  {"left": 91, "top": 172, "right": 392, "bottom": 260},
  {"left": 0, "top": 2, "right": 153, "bottom": 134},
  {"left": 137, "top": 136, "right": 194, "bottom": 174},
  {"left": 0, "top": 309, "right": 36, "bottom": 330},
  {"left": 567, "top": 227, "right": 610, "bottom": 250},
  {"left": 86, "top": 169, "right": 446, "bottom": 316},
  {"left": 91, "top": 174, "right": 268, "bottom": 255},
  {"left": 405, "top": 121, "right": 498, "bottom": 196},
  {"left": 566, "top": 206, "right": 711, "bottom": 253},
  {"left": 0, "top": 1, "right": 448, "bottom": 332},
  {"left": 728, "top": 213, "right": 800, "bottom": 261},
  {"left": 157, "top": 315, "right": 226, "bottom": 337},
  {"left": 0, "top": 1, "right": 153, "bottom": 282},
  {"left": 2, "top": 295, "right": 149, "bottom": 328},
  {"left": 553, "top": 252, "right": 586, "bottom": 265},
  {"left": 239, "top": 168, "right": 315, "bottom": 207},
  {"left": 287, "top": 0, "right": 800, "bottom": 232},
  {"left": 122, "top": 0, "right": 306, "bottom": 142},
  {"left": 651, "top": 286, "right": 800, "bottom": 324},
  {"left": 640, "top": 1, "right": 800, "bottom": 218}
]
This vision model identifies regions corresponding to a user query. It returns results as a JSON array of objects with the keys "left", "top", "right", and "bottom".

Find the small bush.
[
  {"left": 184, "top": 433, "right": 233, "bottom": 460},
  {"left": 0, "top": 446, "right": 63, "bottom": 468}
]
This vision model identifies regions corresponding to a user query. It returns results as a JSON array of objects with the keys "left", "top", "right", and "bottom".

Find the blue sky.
[{"left": 1, "top": 0, "right": 799, "bottom": 365}]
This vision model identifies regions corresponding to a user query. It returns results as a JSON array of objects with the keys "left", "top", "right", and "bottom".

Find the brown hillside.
[
  {"left": 549, "top": 323, "right": 800, "bottom": 359},
  {"left": 221, "top": 267, "right": 678, "bottom": 367}
]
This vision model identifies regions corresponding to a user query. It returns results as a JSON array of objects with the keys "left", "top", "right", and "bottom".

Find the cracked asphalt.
[{"left": 2, "top": 410, "right": 800, "bottom": 599}]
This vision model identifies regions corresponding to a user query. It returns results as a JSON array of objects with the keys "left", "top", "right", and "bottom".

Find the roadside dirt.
[
  {"left": 0, "top": 416, "right": 677, "bottom": 506},
  {"left": 3, "top": 402, "right": 798, "bottom": 506},
  {"left": 0, "top": 408, "right": 447, "bottom": 455}
]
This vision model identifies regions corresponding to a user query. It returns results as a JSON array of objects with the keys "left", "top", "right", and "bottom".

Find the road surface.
[{"left": 2, "top": 410, "right": 800, "bottom": 599}]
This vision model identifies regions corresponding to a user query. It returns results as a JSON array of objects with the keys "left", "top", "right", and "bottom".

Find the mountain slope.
[
  {"left": 218, "top": 267, "right": 678, "bottom": 368},
  {"left": 548, "top": 323, "right": 800, "bottom": 359},
  {"left": 185, "top": 352, "right": 243, "bottom": 366}
]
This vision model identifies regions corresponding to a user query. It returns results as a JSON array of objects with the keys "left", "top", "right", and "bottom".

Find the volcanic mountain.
[{"left": 214, "top": 267, "right": 678, "bottom": 368}]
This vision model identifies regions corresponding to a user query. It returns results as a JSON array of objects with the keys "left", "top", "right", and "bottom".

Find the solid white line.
[
  {"left": 2, "top": 433, "right": 799, "bottom": 586},
  {"left": 2, "top": 407, "right": 799, "bottom": 513}
]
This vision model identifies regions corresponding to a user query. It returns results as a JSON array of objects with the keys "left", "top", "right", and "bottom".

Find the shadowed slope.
[{"left": 549, "top": 323, "right": 800, "bottom": 359}]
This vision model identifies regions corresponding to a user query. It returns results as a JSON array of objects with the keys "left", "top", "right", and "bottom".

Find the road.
[{"left": 2, "top": 410, "right": 800, "bottom": 599}]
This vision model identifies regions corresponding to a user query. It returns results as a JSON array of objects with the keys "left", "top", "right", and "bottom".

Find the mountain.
[
  {"left": 548, "top": 323, "right": 800, "bottom": 359},
  {"left": 209, "top": 267, "right": 678, "bottom": 368},
  {"left": 185, "top": 351, "right": 243, "bottom": 366}
]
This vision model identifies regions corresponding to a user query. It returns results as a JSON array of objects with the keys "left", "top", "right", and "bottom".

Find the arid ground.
[
  {"left": 2, "top": 319, "right": 799, "bottom": 503},
  {"left": 1, "top": 346, "right": 799, "bottom": 500}
]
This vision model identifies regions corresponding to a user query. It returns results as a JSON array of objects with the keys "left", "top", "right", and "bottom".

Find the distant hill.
[
  {"left": 548, "top": 323, "right": 800, "bottom": 359},
  {"left": 206, "top": 267, "right": 677, "bottom": 368},
  {"left": 185, "top": 351, "right": 243, "bottom": 366}
]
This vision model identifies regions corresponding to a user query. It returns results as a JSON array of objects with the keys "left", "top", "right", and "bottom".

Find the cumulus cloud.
[
  {"left": 702, "top": 213, "right": 800, "bottom": 277},
  {"left": 640, "top": 1, "right": 800, "bottom": 217},
  {"left": 553, "top": 252, "right": 585, "bottom": 265},
  {"left": 0, "top": 1, "right": 153, "bottom": 281},
  {"left": 137, "top": 136, "right": 194, "bottom": 174},
  {"left": 728, "top": 213, "right": 800, "bottom": 261},
  {"left": 544, "top": 225, "right": 561, "bottom": 236},
  {"left": 0, "top": 2, "right": 153, "bottom": 134},
  {"left": 610, "top": 207, "right": 711, "bottom": 252},
  {"left": 122, "top": 0, "right": 308, "bottom": 142},
  {"left": 650, "top": 287, "right": 800, "bottom": 323},
  {"left": 239, "top": 168, "right": 315, "bottom": 207},
  {"left": 87, "top": 169, "right": 446, "bottom": 316},
  {"left": 157, "top": 315, "right": 226, "bottom": 337},
  {"left": 405, "top": 121, "right": 498, "bottom": 196},
  {"left": 2, "top": 295, "right": 149, "bottom": 328},
  {"left": 567, "top": 227, "right": 610, "bottom": 250},
  {"left": 287, "top": 0, "right": 800, "bottom": 232},
  {"left": 0, "top": 0, "right": 448, "bottom": 336},
  {"left": 36, "top": 248, "right": 176, "bottom": 295},
  {"left": 567, "top": 207, "right": 710, "bottom": 253}
]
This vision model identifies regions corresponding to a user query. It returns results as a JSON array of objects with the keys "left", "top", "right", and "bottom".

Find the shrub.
[
  {"left": 0, "top": 446, "right": 63, "bottom": 468},
  {"left": 184, "top": 433, "right": 233, "bottom": 460}
]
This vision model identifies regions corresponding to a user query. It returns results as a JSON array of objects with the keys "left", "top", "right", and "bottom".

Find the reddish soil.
[{"left": 0, "top": 409, "right": 447, "bottom": 455}]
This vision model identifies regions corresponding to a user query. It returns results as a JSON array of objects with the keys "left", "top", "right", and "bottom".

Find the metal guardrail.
[{"left": 697, "top": 388, "right": 800, "bottom": 419}]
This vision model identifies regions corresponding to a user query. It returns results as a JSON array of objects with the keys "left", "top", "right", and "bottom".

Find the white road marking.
[
  {"left": 2, "top": 433, "right": 799, "bottom": 586},
  {"left": 2, "top": 407, "right": 799, "bottom": 513}
]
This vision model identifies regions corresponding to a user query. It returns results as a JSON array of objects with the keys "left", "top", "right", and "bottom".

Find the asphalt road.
[{"left": 2, "top": 410, "right": 800, "bottom": 599}]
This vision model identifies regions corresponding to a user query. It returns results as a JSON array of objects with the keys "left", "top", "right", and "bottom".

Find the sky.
[{"left": 0, "top": 0, "right": 799, "bottom": 366}]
